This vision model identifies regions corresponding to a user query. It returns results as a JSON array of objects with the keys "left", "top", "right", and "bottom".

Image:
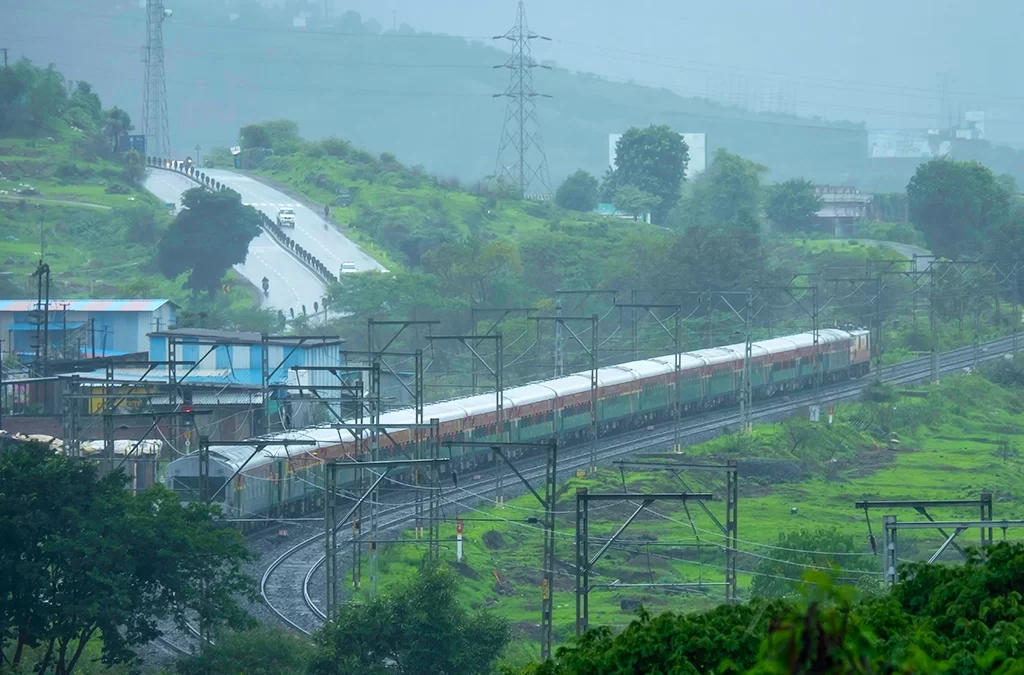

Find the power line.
[{"left": 492, "top": 0, "right": 551, "bottom": 197}]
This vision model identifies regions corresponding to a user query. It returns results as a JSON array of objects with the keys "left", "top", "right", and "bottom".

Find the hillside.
[
  {"left": 369, "top": 369, "right": 1024, "bottom": 654},
  {"left": 18, "top": 1, "right": 1024, "bottom": 192},
  {"left": 0, "top": 62, "right": 260, "bottom": 326}
]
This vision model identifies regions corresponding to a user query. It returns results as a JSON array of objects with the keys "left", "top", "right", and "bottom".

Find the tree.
[
  {"left": 749, "top": 574, "right": 895, "bottom": 675},
  {"left": 175, "top": 627, "right": 311, "bottom": 675},
  {"left": 309, "top": 562, "right": 510, "bottom": 675},
  {"left": 103, "top": 106, "right": 133, "bottom": 152},
  {"left": 326, "top": 271, "right": 464, "bottom": 333},
  {"left": 421, "top": 236, "right": 523, "bottom": 306},
  {"left": 555, "top": 170, "right": 599, "bottom": 212},
  {"left": 613, "top": 185, "right": 660, "bottom": 221},
  {"left": 239, "top": 123, "right": 272, "bottom": 150},
  {"left": 0, "top": 441, "right": 254, "bottom": 674},
  {"left": 157, "top": 188, "right": 263, "bottom": 295},
  {"left": 680, "top": 149, "right": 767, "bottom": 231},
  {"left": 612, "top": 125, "right": 689, "bottom": 222},
  {"left": 117, "top": 204, "right": 167, "bottom": 245},
  {"left": 907, "top": 158, "right": 1009, "bottom": 257},
  {"left": 764, "top": 178, "right": 822, "bottom": 232},
  {"left": 668, "top": 222, "right": 767, "bottom": 290},
  {"left": 519, "top": 602, "right": 782, "bottom": 675},
  {"left": 0, "top": 60, "right": 68, "bottom": 134},
  {"left": 262, "top": 119, "right": 302, "bottom": 153},
  {"left": 122, "top": 148, "right": 145, "bottom": 184},
  {"left": 750, "top": 528, "right": 877, "bottom": 599}
]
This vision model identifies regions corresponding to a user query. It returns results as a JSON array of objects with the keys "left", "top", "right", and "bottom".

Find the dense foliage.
[
  {"left": 607, "top": 125, "right": 690, "bottom": 222},
  {"left": 309, "top": 562, "right": 511, "bottom": 675},
  {"left": 174, "top": 627, "right": 312, "bottom": 675},
  {"left": 157, "top": 188, "right": 264, "bottom": 296},
  {"left": 554, "top": 170, "right": 599, "bottom": 212},
  {"left": 0, "top": 441, "right": 255, "bottom": 674},
  {"left": 514, "top": 543, "right": 1024, "bottom": 674},
  {"left": 679, "top": 149, "right": 767, "bottom": 231},
  {"left": 907, "top": 158, "right": 1011, "bottom": 257},
  {"left": 0, "top": 59, "right": 135, "bottom": 162},
  {"left": 764, "top": 178, "right": 822, "bottom": 232}
]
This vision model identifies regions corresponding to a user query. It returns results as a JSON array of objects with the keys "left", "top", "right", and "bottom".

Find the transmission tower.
[
  {"left": 143, "top": 0, "right": 172, "bottom": 158},
  {"left": 492, "top": 1, "right": 552, "bottom": 197}
]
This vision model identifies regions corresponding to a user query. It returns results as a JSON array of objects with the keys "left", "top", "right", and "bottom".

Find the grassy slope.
[
  {"left": 0, "top": 123, "right": 254, "bottom": 310},
  {"left": 250, "top": 152, "right": 654, "bottom": 269},
  {"left": 363, "top": 374, "right": 1024, "bottom": 656}
]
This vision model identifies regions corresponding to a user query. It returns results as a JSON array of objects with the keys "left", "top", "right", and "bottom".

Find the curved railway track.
[{"left": 259, "top": 336, "right": 1018, "bottom": 632}]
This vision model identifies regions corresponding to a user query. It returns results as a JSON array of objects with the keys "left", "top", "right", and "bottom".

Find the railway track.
[{"left": 259, "top": 336, "right": 1018, "bottom": 632}]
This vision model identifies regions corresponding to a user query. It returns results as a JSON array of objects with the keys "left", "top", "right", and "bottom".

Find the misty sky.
[
  {"left": 337, "top": 0, "right": 1024, "bottom": 143},
  {"left": 6, "top": 0, "right": 1024, "bottom": 152}
]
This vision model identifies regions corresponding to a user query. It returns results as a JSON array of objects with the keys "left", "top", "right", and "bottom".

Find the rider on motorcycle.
[{"left": 261, "top": 276, "right": 270, "bottom": 295}]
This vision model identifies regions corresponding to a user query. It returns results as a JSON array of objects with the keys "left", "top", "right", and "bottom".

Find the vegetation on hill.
[
  {"left": 351, "top": 369, "right": 1024, "bottom": 661},
  {"left": 33, "top": 1, "right": 1024, "bottom": 192},
  {"left": 213, "top": 121, "right": 1022, "bottom": 395},
  {"left": 0, "top": 60, "right": 274, "bottom": 337}
]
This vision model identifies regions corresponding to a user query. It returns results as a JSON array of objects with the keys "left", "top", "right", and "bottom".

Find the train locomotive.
[{"left": 164, "top": 328, "right": 870, "bottom": 522}]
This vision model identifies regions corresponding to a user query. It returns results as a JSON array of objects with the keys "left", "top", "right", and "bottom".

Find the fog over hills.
[{"left": 6, "top": 0, "right": 1024, "bottom": 189}]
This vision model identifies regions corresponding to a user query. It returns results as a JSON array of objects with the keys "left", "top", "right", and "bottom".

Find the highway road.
[
  {"left": 852, "top": 239, "right": 932, "bottom": 272},
  {"left": 200, "top": 169, "right": 385, "bottom": 276},
  {"left": 144, "top": 170, "right": 327, "bottom": 315}
]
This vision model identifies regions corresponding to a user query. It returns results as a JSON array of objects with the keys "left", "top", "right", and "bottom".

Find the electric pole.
[
  {"left": 492, "top": 1, "right": 552, "bottom": 197},
  {"left": 1, "top": 48, "right": 8, "bottom": 68},
  {"left": 143, "top": 1, "right": 172, "bottom": 158}
]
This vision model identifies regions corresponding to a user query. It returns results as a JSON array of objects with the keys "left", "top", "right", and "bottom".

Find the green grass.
[
  {"left": 0, "top": 124, "right": 259, "bottom": 310},
  {"left": 248, "top": 152, "right": 634, "bottom": 273},
  {"left": 357, "top": 373, "right": 1024, "bottom": 654}
]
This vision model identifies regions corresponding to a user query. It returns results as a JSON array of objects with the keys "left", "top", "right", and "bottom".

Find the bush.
[
  {"left": 856, "top": 220, "right": 928, "bottom": 247},
  {"left": 317, "top": 137, "right": 352, "bottom": 158}
]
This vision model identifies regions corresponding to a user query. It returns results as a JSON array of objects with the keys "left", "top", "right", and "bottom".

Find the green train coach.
[{"left": 164, "top": 328, "right": 870, "bottom": 521}]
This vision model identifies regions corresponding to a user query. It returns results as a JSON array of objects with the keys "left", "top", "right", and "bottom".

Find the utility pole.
[
  {"left": 194, "top": 143, "right": 201, "bottom": 167},
  {"left": 1, "top": 48, "right": 8, "bottom": 68},
  {"left": 143, "top": 0, "right": 172, "bottom": 158},
  {"left": 615, "top": 303, "right": 681, "bottom": 449},
  {"left": 738, "top": 291, "right": 753, "bottom": 433},
  {"left": 492, "top": 0, "right": 552, "bottom": 196},
  {"left": 60, "top": 302, "right": 69, "bottom": 361},
  {"left": 32, "top": 261, "right": 50, "bottom": 378},
  {"left": 532, "top": 314, "right": 599, "bottom": 469}
]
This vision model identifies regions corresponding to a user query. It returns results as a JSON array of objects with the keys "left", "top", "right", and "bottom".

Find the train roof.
[{"left": 165, "top": 328, "right": 866, "bottom": 476}]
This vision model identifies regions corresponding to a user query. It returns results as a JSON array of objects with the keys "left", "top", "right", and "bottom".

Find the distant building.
[
  {"left": 813, "top": 186, "right": 872, "bottom": 237},
  {"left": 594, "top": 203, "right": 652, "bottom": 224},
  {"left": 0, "top": 299, "right": 176, "bottom": 362},
  {"left": 57, "top": 328, "right": 347, "bottom": 442}
]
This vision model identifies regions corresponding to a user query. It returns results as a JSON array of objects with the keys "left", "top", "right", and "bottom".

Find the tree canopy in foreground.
[
  {"left": 514, "top": 543, "right": 1024, "bottom": 674},
  {"left": 0, "top": 440, "right": 254, "bottom": 674},
  {"left": 309, "top": 562, "right": 510, "bottom": 675}
]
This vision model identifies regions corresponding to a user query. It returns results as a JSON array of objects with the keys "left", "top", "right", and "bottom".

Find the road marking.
[{"left": 248, "top": 248, "right": 305, "bottom": 310}]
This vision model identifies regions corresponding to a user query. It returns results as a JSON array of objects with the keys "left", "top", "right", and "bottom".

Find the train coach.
[{"left": 164, "top": 328, "right": 870, "bottom": 522}]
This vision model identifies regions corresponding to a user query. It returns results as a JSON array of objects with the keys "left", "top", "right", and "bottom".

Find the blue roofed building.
[
  {"left": 0, "top": 298, "right": 177, "bottom": 362},
  {"left": 59, "top": 328, "right": 346, "bottom": 442}
]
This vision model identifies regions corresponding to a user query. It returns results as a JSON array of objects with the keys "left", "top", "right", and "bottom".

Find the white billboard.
[
  {"left": 868, "top": 130, "right": 951, "bottom": 159},
  {"left": 609, "top": 132, "right": 706, "bottom": 179}
]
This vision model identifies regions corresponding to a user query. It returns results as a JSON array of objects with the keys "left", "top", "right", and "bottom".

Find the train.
[{"left": 164, "top": 328, "right": 871, "bottom": 522}]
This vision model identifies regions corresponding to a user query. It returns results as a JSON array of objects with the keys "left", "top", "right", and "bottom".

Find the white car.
[
  {"left": 340, "top": 261, "right": 357, "bottom": 274},
  {"left": 276, "top": 208, "right": 296, "bottom": 228}
]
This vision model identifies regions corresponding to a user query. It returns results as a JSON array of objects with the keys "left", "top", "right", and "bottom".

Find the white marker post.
[
  {"left": 457, "top": 520, "right": 464, "bottom": 562},
  {"left": 828, "top": 405, "right": 834, "bottom": 426}
]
